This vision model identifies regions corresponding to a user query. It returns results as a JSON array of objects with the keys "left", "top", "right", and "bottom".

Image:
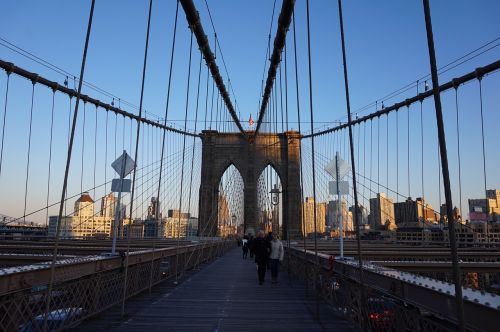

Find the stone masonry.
[{"left": 198, "top": 130, "right": 302, "bottom": 240}]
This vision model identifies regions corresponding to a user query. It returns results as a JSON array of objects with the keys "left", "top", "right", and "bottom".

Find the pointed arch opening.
[
  {"left": 257, "top": 164, "right": 283, "bottom": 237},
  {"left": 216, "top": 163, "right": 244, "bottom": 237}
]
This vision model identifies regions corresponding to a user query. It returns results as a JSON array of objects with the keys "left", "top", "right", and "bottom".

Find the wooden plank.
[{"left": 79, "top": 248, "right": 354, "bottom": 331}]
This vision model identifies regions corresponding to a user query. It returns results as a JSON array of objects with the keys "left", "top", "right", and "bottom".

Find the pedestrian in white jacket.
[{"left": 269, "top": 235, "right": 284, "bottom": 284}]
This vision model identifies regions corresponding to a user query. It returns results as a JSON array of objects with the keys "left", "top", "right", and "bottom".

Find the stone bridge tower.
[{"left": 198, "top": 130, "right": 302, "bottom": 239}]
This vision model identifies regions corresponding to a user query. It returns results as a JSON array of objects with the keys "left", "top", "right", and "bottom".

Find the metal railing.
[
  {"left": 0, "top": 239, "right": 234, "bottom": 331},
  {"left": 285, "top": 246, "right": 499, "bottom": 332}
]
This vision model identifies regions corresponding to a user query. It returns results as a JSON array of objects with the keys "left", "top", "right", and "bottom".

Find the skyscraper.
[
  {"left": 101, "top": 192, "right": 116, "bottom": 218},
  {"left": 369, "top": 193, "right": 395, "bottom": 230},
  {"left": 303, "top": 197, "right": 326, "bottom": 235}
]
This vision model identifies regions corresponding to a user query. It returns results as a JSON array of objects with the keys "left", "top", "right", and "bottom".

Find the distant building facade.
[
  {"left": 164, "top": 209, "right": 198, "bottom": 238},
  {"left": 303, "top": 197, "right": 326, "bottom": 235},
  {"left": 469, "top": 189, "right": 500, "bottom": 222},
  {"left": 48, "top": 192, "right": 129, "bottom": 239},
  {"left": 369, "top": 193, "right": 396, "bottom": 231}
]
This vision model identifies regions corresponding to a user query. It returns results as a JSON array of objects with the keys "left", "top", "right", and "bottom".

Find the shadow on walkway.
[{"left": 78, "top": 247, "right": 354, "bottom": 331}]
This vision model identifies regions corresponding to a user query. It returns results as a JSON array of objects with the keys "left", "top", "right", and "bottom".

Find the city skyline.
[{"left": 0, "top": 1, "right": 499, "bottom": 224}]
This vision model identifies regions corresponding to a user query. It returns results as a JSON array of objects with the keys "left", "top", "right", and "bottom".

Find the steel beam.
[
  {"left": 303, "top": 60, "right": 500, "bottom": 138},
  {"left": 254, "top": 0, "right": 295, "bottom": 135},
  {"left": 179, "top": 0, "right": 245, "bottom": 134},
  {"left": 0, "top": 59, "right": 199, "bottom": 137}
]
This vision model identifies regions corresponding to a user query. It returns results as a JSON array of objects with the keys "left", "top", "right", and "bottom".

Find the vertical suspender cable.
[
  {"left": 204, "top": 65, "right": 209, "bottom": 129},
  {"left": 337, "top": 0, "right": 365, "bottom": 324},
  {"left": 396, "top": 110, "right": 399, "bottom": 204},
  {"left": 370, "top": 120, "right": 373, "bottom": 199},
  {"left": 209, "top": 78, "right": 215, "bottom": 129},
  {"left": 478, "top": 78, "right": 488, "bottom": 241},
  {"left": 93, "top": 105, "right": 98, "bottom": 229},
  {"left": 45, "top": 0, "right": 96, "bottom": 328},
  {"left": 45, "top": 90, "right": 56, "bottom": 226},
  {"left": 0, "top": 72, "right": 10, "bottom": 179},
  {"left": 23, "top": 82, "right": 36, "bottom": 222},
  {"left": 407, "top": 103, "right": 411, "bottom": 197},
  {"left": 453, "top": 85, "right": 463, "bottom": 219},
  {"left": 420, "top": 99, "right": 425, "bottom": 208},
  {"left": 104, "top": 110, "right": 108, "bottom": 197},
  {"left": 363, "top": 121, "right": 366, "bottom": 207},
  {"left": 422, "top": 1, "right": 465, "bottom": 330},
  {"left": 377, "top": 118, "right": 380, "bottom": 194},
  {"left": 122, "top": 0, "right": 153, "bottom": 315},
  {"left": 386, "top": 114, "right": 389, "bottom": 197},
  {"left": 80, "top": 102, "right": 86, "bottom": 195},
  {"left": 279, "top": 63, "right": 284, "bottom": 132},
  {"left": 284, "top": 44, "right": 289, "bottom": 132}
]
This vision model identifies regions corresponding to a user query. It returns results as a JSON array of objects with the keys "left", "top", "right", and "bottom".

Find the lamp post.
[
  {"left": 270, "top": 184, "right": 281, "bottom": 234},
  {"left": 270, "top": 184, "right": 280, "bottom": 206}
]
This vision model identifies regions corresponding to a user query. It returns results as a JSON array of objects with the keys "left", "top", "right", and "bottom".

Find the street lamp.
[
  {"left": 269, "top": 184, "right": 281, "bottom": 234},
  {"left": 270, "top": 184, "right": 281, "bottom": 206}
]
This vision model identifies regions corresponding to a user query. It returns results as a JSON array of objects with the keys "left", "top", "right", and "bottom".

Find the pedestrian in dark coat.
[
  {"left": 248, "top": 235, "right": 255, "bottom": 258},
  {"left": 253, "top": 230, "right": 271, "bottom": 285}
]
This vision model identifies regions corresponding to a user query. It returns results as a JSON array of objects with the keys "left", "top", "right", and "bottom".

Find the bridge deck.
[{"left": 79, "top": 247, "right": 354, "bottom": 331}]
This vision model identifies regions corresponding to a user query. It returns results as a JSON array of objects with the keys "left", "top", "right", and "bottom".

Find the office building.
[
  {"left": 369, "top": 193, "right": 396, "bottom": 231},
  {"left": 303, "top": 197, "right": 326, "bottom": 235}
]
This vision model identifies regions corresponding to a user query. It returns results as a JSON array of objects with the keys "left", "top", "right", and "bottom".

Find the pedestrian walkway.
[{"left": 79, "top": 248, "right": 354, "bottom": 331}]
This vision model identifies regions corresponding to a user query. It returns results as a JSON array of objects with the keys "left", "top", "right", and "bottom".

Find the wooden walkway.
[{"left": 78, "top": 248, "right": 354, "bottom": 331}]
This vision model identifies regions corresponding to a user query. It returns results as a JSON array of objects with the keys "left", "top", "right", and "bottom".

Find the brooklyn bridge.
[{"left": 0, "top": 0, "right": 499, "bottom": 331}]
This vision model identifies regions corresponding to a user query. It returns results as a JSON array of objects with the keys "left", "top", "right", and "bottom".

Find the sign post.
[
  {"left": 110, "top": 150, "right": 135, "bottom": 255},
  {"left": 325, "top": 151, "right": 350, "bottom": 259}
]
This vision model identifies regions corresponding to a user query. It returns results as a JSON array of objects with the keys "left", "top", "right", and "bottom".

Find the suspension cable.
[
  {"left": 453, "top": 85, "right": 463, "bottom": 218},
  {"left": 422, "top": 0, "right": 464, "bottom": 329},
  {"left": 122, "top": 0, "right": 153, "bottom": 316},
  {"left": 305, "top": 0, "right": 320, "bottom": 318},
  {"left": 44, "top": 0, "right": 96, "bottom": 328},
  {"left": 478, "top": 77, "right": 488, "bottom": 241},
  {"left": 45, "top": 89, "right": 56, "bottom": 227},
  {"left": 0, "top": 72, "right": 10, "bottom": 179},
  {"left": 156, "top": 0, "right": 179, "bottom": 222},
  {"left": 175, "top": 31, "right": 194, "bottom": 283},
  {"left": 337, "top": 0, "right": 366, "bottom": 317},
  {"left": 22, "top": 82, "right": 36, "bottom": 224}
]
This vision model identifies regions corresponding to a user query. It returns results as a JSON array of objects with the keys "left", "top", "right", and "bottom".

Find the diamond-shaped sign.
[
  {"left": 325, "top": 154, "right": 350, "bottom": 179},
  {"left": 112, "top": 151, "right": 135, "bottom": 178}
]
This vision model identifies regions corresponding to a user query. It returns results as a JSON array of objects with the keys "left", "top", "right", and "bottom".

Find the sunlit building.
[
  {"left": 369, "top": 193, "right": 396, "bottom": 231},
  {"left": 303, "top": 197, "right": 326, "bottom": 235},
  {"left": 48, "top": 192, "right": 129, "bottom": 239}
]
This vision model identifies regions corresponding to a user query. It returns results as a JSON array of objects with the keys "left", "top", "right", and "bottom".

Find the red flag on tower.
[{"left": 249, "top": 114, "right": 254, "bottom": 128}]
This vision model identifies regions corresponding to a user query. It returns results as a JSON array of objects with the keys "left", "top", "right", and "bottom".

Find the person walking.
[
  {"left": 269, "top": 234, "right": 284, "bottom": 284},
  {"left": 242, "top": 237, "right": 249, "bottom": 259},
  {"left": 248, "top": 235, "right": 255, "bottom": 259},
  {"left": 265, "top": 232, "right": 273, "bottom": 270},
  {"left": 253, "top": 231, "right": 270, "bottom": 285}
]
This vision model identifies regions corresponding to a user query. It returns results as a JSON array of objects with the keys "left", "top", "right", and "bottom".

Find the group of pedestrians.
[{"left": 241, "top": 231, "right": 284, "bottom": 285}]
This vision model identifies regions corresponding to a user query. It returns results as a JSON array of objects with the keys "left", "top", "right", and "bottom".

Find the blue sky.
[{"left": 0, "top": 0, "right": 499, "bottom": 223}]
